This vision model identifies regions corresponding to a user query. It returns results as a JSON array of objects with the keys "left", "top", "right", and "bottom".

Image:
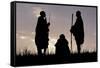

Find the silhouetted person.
[
  {"left": 70, "top": 11, "right": 84, "bottom": 54},
  {"left": 55, "top": 34, "right": 70, "bottom": 58},
  {"left": 35, "top": 11, "right": 50, "bottom": 55}
]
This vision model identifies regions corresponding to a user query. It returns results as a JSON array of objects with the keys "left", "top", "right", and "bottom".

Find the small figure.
[{"left": 55, "top": 34, "right": 70, "bottom": 58}]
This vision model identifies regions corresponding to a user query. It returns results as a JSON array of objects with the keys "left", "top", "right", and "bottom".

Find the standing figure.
[
  {"left": 70, "top": 11, "right": 84, "bottom": 54},
  {"left": 55, "top": 34, "right": 70, "bottom": 58},
  {"left": 35, "top": 11, "right": 50, "bottom": 55}
]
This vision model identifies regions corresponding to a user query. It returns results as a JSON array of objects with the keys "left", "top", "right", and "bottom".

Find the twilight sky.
[{"left": 16, "top": 3, "right": 97, "bottom": 55}]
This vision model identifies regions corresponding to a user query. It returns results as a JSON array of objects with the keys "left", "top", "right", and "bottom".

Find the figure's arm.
[
  {"left": 70, "top": 26, "right": 74, "bottom": 33},
  {"left": 36, "top": 17, "right": 41, "bottom": 32},
  {"left": 47, "top": 22, "right": 50, "bottom": 26},
  {"left": 55, "top": 39, "right": 60, "bottom": 47}
]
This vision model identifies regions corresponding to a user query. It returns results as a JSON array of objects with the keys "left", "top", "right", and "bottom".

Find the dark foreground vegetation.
[{"left": 15, "top": 52, "right": 97, "bottom": 66}]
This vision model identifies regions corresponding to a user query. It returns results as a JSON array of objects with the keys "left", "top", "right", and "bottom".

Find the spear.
[{"left": 71, "top": 14, "right": 73, "bottom": 52}]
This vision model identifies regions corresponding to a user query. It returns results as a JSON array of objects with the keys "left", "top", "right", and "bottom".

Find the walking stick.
[
  {"left": 71, "top": 14, "right": 73, "bottom": 52},
  {"left": 48, "top": 13, "right": 50, "bottom": 26}
]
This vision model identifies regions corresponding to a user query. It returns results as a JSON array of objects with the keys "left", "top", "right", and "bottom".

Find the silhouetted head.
[
  {"left": 40, "top": 11, "right": 46, "bottom": 17},
  {"left": 60, "top": 34, "right": 65, "bottom": 39},
  {"left": 76, "top": 10, "right": 81, "bottom": 17}
]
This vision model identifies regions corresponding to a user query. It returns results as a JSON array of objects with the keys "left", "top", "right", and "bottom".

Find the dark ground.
[{"left": 15, "top": 52, "right": 97, "bottom": 66}]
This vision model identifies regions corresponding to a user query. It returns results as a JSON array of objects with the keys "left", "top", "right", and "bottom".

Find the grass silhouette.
[{"left": 15, "top": 50, "right": 97, "bottom": 66}]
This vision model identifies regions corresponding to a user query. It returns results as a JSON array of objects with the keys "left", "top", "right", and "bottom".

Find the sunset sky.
[{"left": 16, "top": 3, "right": 97, "bottom": 55}]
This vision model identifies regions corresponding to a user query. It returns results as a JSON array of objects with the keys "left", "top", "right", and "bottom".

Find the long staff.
[{"left": 71, "top": 14, "right": 73, "bottom": 52}]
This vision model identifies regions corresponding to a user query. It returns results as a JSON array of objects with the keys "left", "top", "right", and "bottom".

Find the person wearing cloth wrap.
[
  {"left": 35, "top": 11, "right": 50, "bottom": 55},
  {"left": 70, "top": 11, "right": 84, "bottom": 54}
]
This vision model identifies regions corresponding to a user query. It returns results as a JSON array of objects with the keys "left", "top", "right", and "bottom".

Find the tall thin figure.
[
  {"left": 70, "top": 11, "right": 84, "bottom": 54},
  {"left": 35, "top": 11, "right": 50, "bottom": 55}
]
